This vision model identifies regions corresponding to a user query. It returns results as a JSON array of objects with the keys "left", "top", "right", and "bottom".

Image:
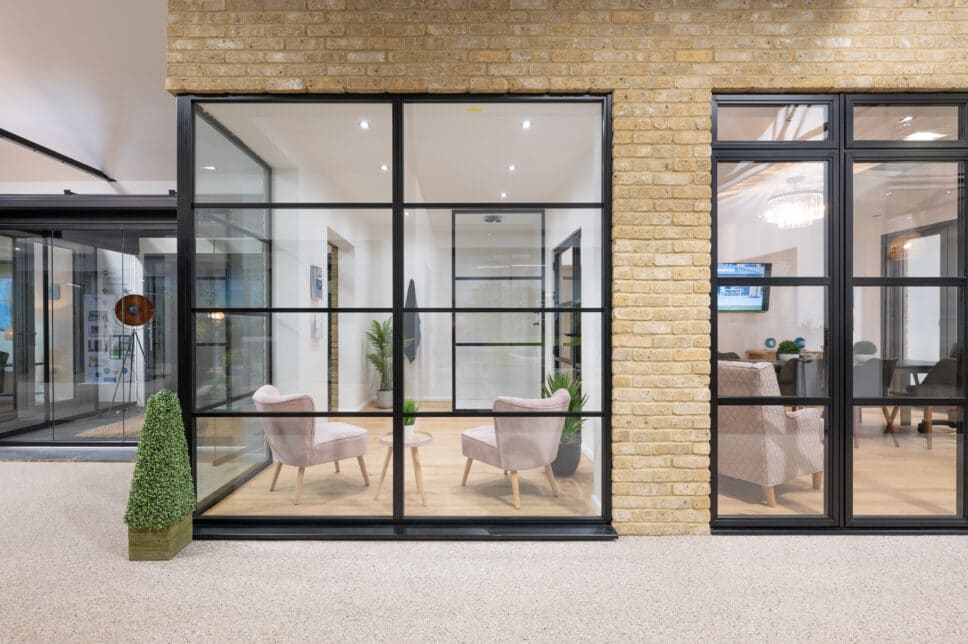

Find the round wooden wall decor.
[{"left": 114, "top": 294, "right": 156, "bottom": 327}]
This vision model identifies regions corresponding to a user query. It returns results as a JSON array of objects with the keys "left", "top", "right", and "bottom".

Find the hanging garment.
[{"left": 403, "top": 279, "right": 421, "bottom": 363}]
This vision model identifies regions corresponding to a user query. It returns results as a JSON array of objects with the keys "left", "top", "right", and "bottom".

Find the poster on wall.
[{"left": 84, "top": 294, "right": 124, "bottom": 384}]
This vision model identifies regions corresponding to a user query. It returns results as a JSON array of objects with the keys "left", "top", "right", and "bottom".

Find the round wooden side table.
[{"left": 374, "top": 430, "right": 432, "bottom": 506}]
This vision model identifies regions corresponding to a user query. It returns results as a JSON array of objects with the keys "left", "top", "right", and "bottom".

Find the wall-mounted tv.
[{"left": 717, "top": 263, "right": 771, "bottom": 312}]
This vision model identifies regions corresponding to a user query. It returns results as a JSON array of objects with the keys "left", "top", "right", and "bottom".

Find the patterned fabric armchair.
[{"left": 717, "top": 361, "right": 824, "bottom": 507}]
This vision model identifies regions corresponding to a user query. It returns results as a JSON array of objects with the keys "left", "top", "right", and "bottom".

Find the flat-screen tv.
[{"left": 717, "top": 263, "right": 771, "bottom": 312}]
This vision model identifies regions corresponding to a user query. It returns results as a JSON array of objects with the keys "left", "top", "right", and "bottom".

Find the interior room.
[
  {"left": 0, "top": 227, "right": 177, "bottom": 442},
  {"left": 191, "top": 100, "right": 607, "bottom": 517},
  {"left": 714, "top": 103, "right": 963, "bottom": 517}
]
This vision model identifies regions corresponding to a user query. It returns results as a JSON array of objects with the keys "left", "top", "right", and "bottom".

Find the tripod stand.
[{"left": 110, "top": 328, "right": 147, "bottom": 412}]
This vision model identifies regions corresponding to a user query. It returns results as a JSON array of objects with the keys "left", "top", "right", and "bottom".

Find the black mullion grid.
[
  {"left": 711, "top": 114, "right": 838, "bottom": 526},
  {"left": 391, "top": 97, "right": 404, "bottom": 521}
]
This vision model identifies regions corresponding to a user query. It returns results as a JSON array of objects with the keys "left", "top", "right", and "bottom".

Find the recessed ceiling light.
[
  {"left": 499, "top": 192, "right": 508, "bottom": 199},
  {"left": 507, "top": 164, "right": 517, "bottom": 173},
  {"left": 898, "top": 115, "right": 915, "bottom": 124},
  {"left": 521, "top": 120, "right": 532, "bottom": 130},
  {"left": 902, "top": 241, "right": 913, "bottom": 250},
  {"left": 904, "top": 131, "right": 945, "bottom": 141},
  {"left": 202, "top": 165, "right": 216, "bottom": 171},
  {"left": 359, "top": 120, "right": 370, "bottom": 130},
  {"left": 379, "top": 163, "right": 389, "bottom": 172}
]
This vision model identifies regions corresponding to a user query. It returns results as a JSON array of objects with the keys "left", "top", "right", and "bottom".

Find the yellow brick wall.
[{"left": 167, "top": 0, "right": 968, "bottom": 535}]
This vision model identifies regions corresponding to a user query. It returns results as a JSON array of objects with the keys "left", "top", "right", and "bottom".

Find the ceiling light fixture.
[
  {"left": 379, "top": 163, "right": 389, "bottom": 172},
  {"left": 521, "top": 120, "right": 532, "bottom": 130},
  {"left": 898, "top": 115, "right": 915, "bottom": 124},
  {"left": 763, "top": 177, "right": 825, "bottom": 230},
  {"left": 904, "top": 131, "right": 945, "bottom": 141},
  {"left": 507, "top": 164, "right": 517, "bottom": 172},
  {"left": 359, "top": 120, "right": 370, "bottom": 130},
  {"left": 202, "top": 165, "right": 216, "bottom": 171},
  {"left": 499, "top": 192, "right": 508, "bottom": 199}
]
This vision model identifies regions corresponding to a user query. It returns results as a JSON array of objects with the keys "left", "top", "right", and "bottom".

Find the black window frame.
[
  {"left": 177, "top": 94, "right": 615, "bottom": 540},
  {"left": 712, "top": 93, "right": 968, "bottom": 534}
]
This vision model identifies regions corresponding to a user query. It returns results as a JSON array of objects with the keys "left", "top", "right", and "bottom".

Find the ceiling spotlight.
[
  {"left": 379, "top": 163, "right": 389, "bottom": 172},
  {"left": 202, "top": 165, "right": 216, "bottom": 171},
  {"left": 898, "top": 115, "right": 915, "bottom": 124},
  {"left": 359, "top": 120, "right": 370, "bottom": 130},
  {"left": 521, "top": 120, "right": 532, "bottom": 130},
  {"left": 499, "top": 192, "right": 508, "bottom": 199},
  {"left": 507, "top": 164, "right": 517, "bottom": 173},
  {"left": 404, "top": 210, "right": 410, "bottom": 217}
]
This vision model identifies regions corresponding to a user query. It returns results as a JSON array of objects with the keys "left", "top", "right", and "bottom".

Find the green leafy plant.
[
  {"left": 124, "top": 390, "right": 196, "bottom": 530},
  {"left": 542, "top": 371, "right": 588, "bottom": 444},
  {"left": 403, "top": 399, "right": 419, "bottom": 426},
  {"left": 853, "top": 340, "right": 877, "bottom": 355},
  {"left": 366, "top": 317, "right": 393, "bottom": 391},
  {"left": 776, "top": 340, "right": 801, "bottom": 355}
]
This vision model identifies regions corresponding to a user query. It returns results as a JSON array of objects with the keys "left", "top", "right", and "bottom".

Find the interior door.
[
  {"left": 453, "top": 210, "right": 544, "bottom": 410},
  {"left": 553, "top": 231, "right": 581, "bottom": 379}
]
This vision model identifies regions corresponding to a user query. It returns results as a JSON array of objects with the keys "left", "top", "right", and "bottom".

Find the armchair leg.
[
  {"left": 334, "top": 460, "right": 340, "bottom": 473},
  {"left": 269, "top": 462, "right": 283, "bottom": 492},
  {"left": 544, "top": 464, "right": 560, "bottom": 497},
  {"left": 761, "top": 485, "right": 776, "bottom": 508},
  {"left": 461, "top": 457, "right": 473, "bottom": 485},
  {"left": 357, "top": 455, "right": 370, "bottom": 486},
  {"left": 510, "top": 471, "right": 521, "bottom": 510},
  {"left": 294, "top": 466, "right": 306, "bottom": 505},
  {"left": 812, "top": 471, "right": 823, "bottom": 490}
]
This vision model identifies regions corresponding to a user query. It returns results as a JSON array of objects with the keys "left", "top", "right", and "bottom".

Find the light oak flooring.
[
  {"left": 204, "top": 413, "right": 598, "bottom": 517},
  {"left": 718, "top": 407, "right": 961, "bottom": 516}
]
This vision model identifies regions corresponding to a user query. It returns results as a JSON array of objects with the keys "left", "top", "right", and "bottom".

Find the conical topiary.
[{"left": 124, "top": 390, "right": 196, "bottom": 530}]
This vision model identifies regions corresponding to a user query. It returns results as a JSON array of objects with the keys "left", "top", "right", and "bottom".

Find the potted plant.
[
  {"left": 854, "top": 340, "right": 877, "bottom": 363},
  {"left": 403, "top": 399, "right": 419, "bottom": 442},
  {"left": 366, "top": 317, "right": 393, "bottom": 408},
  {"left": 124, "top": 390, "right": 196, "bottom": 560},
  {"left": 542, "top": 371, "right": 588, "bottom": 477},
  {"left": 776, "top": 340, "right": 801, "bottom": 362}
]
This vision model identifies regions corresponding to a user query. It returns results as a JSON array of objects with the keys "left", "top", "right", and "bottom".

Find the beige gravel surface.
[{"left": 1, "top": 461, "right": 967, "bottom": 642}]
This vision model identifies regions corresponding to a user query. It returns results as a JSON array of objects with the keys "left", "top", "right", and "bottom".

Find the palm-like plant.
[
  {"left": 542, "top": 371, "right": 588, "bottom": 444},
  {"left": 366, "top": 318, "right": 393, "bottom": 391}
]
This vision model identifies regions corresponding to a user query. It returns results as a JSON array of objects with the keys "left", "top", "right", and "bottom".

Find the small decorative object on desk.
[
  {"left": 776, "top": 340, "right": 801, "bottom": 362},
  {"left": 403, "top": 398, "right": 419, "bottom": 442},
  {"left": 853, "top": 340, "right": 877, "bottom": 363}
]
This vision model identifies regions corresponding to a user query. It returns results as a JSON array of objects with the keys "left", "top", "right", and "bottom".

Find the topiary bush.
[
  {"left": 124, "top": 390, "right": 196, "bottom": 530},
  {"left": 853, "top": 340, "right": 877, "bottom": 355},
  {"left": 776, "top": 340, "right": 801, "bottom": 355}
]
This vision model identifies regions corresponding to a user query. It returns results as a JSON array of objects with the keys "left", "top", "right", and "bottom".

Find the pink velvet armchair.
[
  {"left": 460, "top": 388, "right": 571, "bottom": 510},
  {"left": 253, "top": 385, "right": 369, "bottom": 505},
  {"left": 717, "top": 361, "right": 824, "bottom": 507}
]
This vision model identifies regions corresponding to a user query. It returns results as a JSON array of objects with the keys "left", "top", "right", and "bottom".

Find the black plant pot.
[{"left": 551, "top": 431, "right": 582, "bottom": 477}]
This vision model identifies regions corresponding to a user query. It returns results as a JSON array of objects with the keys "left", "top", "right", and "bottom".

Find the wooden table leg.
[
  {"left": 924, "top": 406, "right": 933, "bottom": 450},
  {"left": 374, "top": 446, "right": 392, "bottom": 500},
  {"left": 411, "top": 446, "right": 426, "bottom": 506},
  {"left": 881, "top": 406, "right": 900, "bottom": 448}
]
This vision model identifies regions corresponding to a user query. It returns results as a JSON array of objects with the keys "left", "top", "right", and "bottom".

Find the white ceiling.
[{"left": 0, "top": 0, "right": 174, "bottom": 194}]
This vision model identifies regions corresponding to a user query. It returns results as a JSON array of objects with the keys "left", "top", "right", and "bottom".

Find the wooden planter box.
[{"left": 128, "top": 514, "right": 193, "bottom": 561}]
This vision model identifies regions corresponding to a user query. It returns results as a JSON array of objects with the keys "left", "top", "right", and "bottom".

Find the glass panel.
[
  {"left": 717, "top": 161, "right": 827, "bottom": 277},
  {"left": 716, "top": 405, "right": 826, "bottom": 516},
  {"left": 716, "top": 104, "right": 828, "bottom": 142},
  {"left": 196, "top": 312, "right": 399, "bottom": 414},
  {"left": 852, "top": 162, "right": 961, "bottom": 277},
  {"left": 405, "top": 208, "right": 602, "bottom": 308},
  {"left": 852, "top": 287, "right": 961, "bottom": 397},
  {"left": 0, "top": 229, "right": 178, "bottom": 443},
  {"left": 404, "top": 102, "right": 602, "bottom": 203},
  {"left": 853, "top": 104, "right": 959, "bottom": 141},
  {"left": 195, "top": 209, "right": 392, "bottom": 309},
  {"left": 198, "top": 416, "right": 392, "bottom": 516},
  {"left": 196, "top": 102, "right": 392, "bottom": 203},
  {"left": 852, "top": 405, "right": 961, "bottom": 516},
  {"left": 404, "top": 312, "right": 601, "bottom": 413},
  {"left": 717, "top": 286, "right": 827, "bottom": 397},
  {"left": 403, "top": 415, "right": 602, "bottom": 517}
]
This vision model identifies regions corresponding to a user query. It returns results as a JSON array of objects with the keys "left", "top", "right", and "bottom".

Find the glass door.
[{"left": 452, "top": 210, "right": 544, "bottom": 410}]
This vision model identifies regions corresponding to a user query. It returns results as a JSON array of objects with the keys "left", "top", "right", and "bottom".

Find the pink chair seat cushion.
[
  {"left": 311, "top": 422, "right": 369, "bottom": 464},
  {"left": 461, "top": 424, "right": 500, "bottom": 468}
]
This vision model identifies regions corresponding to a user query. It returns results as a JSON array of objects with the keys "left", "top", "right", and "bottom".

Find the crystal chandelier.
[{"left": 763, "top": 177, "right": 825, "bottom": 229}]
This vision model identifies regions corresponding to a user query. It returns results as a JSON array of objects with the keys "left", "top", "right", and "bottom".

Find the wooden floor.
[
  {"left": 204, "top": 411, "right": 598, "bottom": 517},
  {"left": 718, "top": 407, "right": 960, "bottom": 516}
]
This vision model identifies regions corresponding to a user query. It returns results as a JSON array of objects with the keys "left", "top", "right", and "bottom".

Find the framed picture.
[{"left": 310, "top": 264, "right": 324, "bottom": 301}]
